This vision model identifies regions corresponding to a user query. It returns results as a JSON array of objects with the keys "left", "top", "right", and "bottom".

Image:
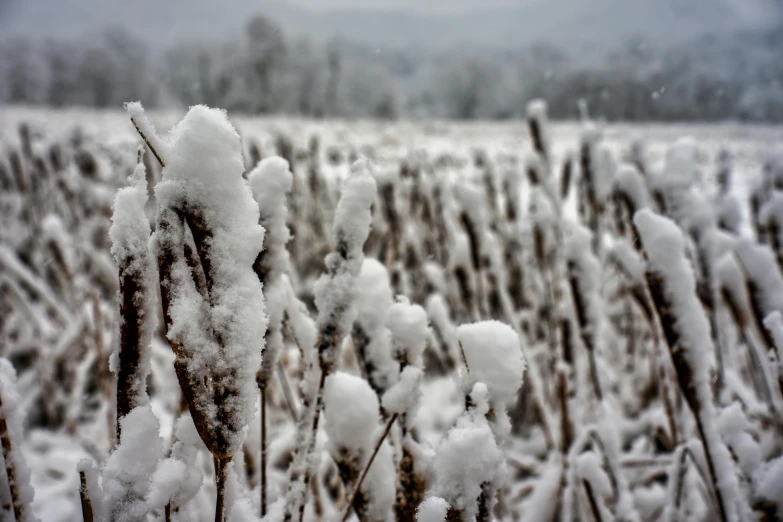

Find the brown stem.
[
  {"left": 130, "top": 117, "right": 166, "bottom": 168},
  {"left": 340, "top": 413, "right": 398, "bottom": 522},
  {"left": 260, "top": 385, "right": 268, "bottom": 517},
  {"left": 581, "top": 479, "right": 604, "bottom": 522},
  {"left": 79, "top": 470, "right": 94, "bottom": 522},
  {"left": 215, "top": 457, "right": 229, "bottom": 522},
  {"left": 0, "top": 392, "right": 27, "bottom": 522}
]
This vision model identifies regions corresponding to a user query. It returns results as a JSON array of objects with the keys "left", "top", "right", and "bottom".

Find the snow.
[
  {"left": 147, "top": 414, "right": 203, "bottom": 510},
  {"left": 734, "top": 239, "right": 783, "bottom": 314},
  {"left": 331, "top": 159, "right": 377, "bottom": 270},
  {"left": 764, "top": 311, "right": 783, "bottom": 350},
  {"left": 521, "top": 455, "right": 563, "bottom": 522},
  {"left": 382, "top": 366, "right": 423, "bottom": 418},
  {"left": 608, "top": 239, "right": 644, "bottom": 285},
  {"left": 455, "top": 320, "right": 526, "bottom": 406},
  {"left": 754, "top": 455, "right": 783, "bottom": 515},
  {"left": 356, "top": 258, "right": 395, "bottom": 332},
  {"left": 385, "top": 296, "right": 429, "bottom": 367},
  {"left": 323, "top": 371, "right": 395, "bottom": 522},
  {"left": 101, "top": 405, "right": 165, "bottom": 522},
  {"left": 613, "top": 163, "right": 648, "bottom": 213},
  {"left": 416, "top": 496, "right": 449, "bottom": 522},
  {"left": 431, "top": 383, "right": 506, "bottom": 522},
  {"left": 323, "top": 372, "right": 380, "bottom": 454},
  {"left": 248, "top": 155, "right": 294, "bottom": 281}
]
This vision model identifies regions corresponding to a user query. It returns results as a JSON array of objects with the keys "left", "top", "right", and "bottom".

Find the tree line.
[{"left": 1, "top": 15, "right": 782, "bottom": 122}]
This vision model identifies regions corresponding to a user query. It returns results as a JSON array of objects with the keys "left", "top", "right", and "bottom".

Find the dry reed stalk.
[
  {"left": 659, "top": 365, "right": 679, "bottom": 450},
  {"left": 0, "top": 390, "right": 29, "bottom": 522},
  {"left": 459, "top": 211, "right": 487, "bottom": 318},
  {"left": 79, "top": 470, "right": 94, "bottom": 522},
  {"left": 645, "top": 270, "right": 732, "bottom": 522},
  {"left": 579, "top": 139, "right": 601, "bottom": 254},
  {"left": 581, "top": 479, "right": 604, "bottom": 522},
  {"left": 669, "top": 445, "right": 717, "bottom": 520},
  {"left": 557, "top": 366, "right": 574, "bottom": 454},
  {"left": 567, "top": 260, "right": 603, "bottom": 402},
  {"left": 560, "top": 155, "right": 573, "bottom": 200}
]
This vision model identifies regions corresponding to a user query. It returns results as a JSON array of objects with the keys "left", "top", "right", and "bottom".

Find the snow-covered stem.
[
  {"left": 110, "top": 148, "right": 157, "bottom": 438},
  {"left": 284, "top": 160, "right": 376, "bottom": 522},
  {"left": 565, "top": 222, "right": 603, "bottom": 401},
  {"left": 248, "top": 156, "right": 294, "bottom": 515},
  {"left": 581, "top": 478, "right": 605, "bottom": 522},
  {"left": 527, "top": 100, "right": 551, "bottom": 167},
  {"left": 0, "top": 360, "right": 37, "bottom": 522},
  {"left": 663, "top": 443, "right": 715, "bottom": 522},
  {"left": 126, "top": 102, "right": 167, "bottom": 168},
  {"left": 634, "top": 209, "right": 742, "bottom": 522}
]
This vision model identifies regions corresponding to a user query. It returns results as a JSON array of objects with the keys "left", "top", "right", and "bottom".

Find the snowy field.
[{"left": 1, "top": 104, "right": 783, "bottom": 522}]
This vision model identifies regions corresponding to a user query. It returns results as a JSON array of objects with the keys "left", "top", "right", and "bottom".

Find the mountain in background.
[{"left": 2, "top": 0, "right": 782, "bottom": 54}]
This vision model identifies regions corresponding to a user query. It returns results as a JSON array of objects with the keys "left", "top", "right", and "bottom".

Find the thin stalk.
[
  {"left": 277, "top": 360, "right": 299, "bottom": 422},
  {"left": 215, "top": 457, "right": 229, "bottom": 522},
  {"left": 260, "top": 385, "right": 268, "bottom": 517},
  {"left": 0, "top": 391, "right": 28, "bottom": 522},
  {"left": 130, "top": 117, "right": 166, "bottom": 168},
  {"left": 340, "top": 413, "right": 399, "bottom": 522},
  {"left": 79, "top": 470, "right": 94, "bottom": 522},
  {"left": 581, "top": 479, "right": 604, "bottom": 522}
]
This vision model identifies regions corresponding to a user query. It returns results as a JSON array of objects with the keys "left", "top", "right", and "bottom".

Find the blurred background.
[{"left": 1, "top": 0, "right": 782, "bottom": 121}]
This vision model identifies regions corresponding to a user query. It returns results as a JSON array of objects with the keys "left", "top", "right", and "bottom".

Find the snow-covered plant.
[
  {"left": 324, "top": 372, "right": 395, "bottom": 522},
  {"left": 129, "top": 102, "right": 268, "bottom": 520},
  {"left": 429, "top": 383, "right": 506, "bottom": 522},
  {"left": 564, "top": 221, "right": 604, "bottom": 401},
  {"left": 108, "top": 148, "right": 157, "bottom": 437},
  {"left": 634, "top": 209, "right": 743, "bottom": 522},
  {"left": 100, "top": 406, "right": 165, "bottom": 522},
  {"left": 284, "top": 159, "right": 377, "bottom": 522},
  {"left": 248, "top": 155, "right": 294, "bottom": 514},
  {"left": 0, "top": 359, "right": 37, "bottom": 522}
]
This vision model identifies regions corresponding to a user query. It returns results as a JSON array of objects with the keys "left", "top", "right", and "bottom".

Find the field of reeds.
[{"left": 0, "top": 102, "right": 782, "bottom": 522}]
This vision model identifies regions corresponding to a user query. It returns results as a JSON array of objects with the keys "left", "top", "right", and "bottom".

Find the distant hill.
[{"left": 2, "top": 0, "right": 781, "bottom": 54}]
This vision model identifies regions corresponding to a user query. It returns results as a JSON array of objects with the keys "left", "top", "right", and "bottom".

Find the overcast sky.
[
  {"left": 287, "top": 0, "right": 522, "bottom": 13},
  {"left": 1, "top": 0, "right": 779, "bottom": 52}
]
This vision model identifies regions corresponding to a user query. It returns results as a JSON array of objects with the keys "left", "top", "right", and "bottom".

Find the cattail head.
[
  {"left": 152, "top": 105, "right": 267, "bottom": 459},
  {"left": 526, "top": 99, "right": 551, "bottom": 167},
  {"left": 109, "top": 150, "right": 157, "bottom": 429},
  {"left": 634, "top": 209, "right": 710, "bottom": 414}
]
